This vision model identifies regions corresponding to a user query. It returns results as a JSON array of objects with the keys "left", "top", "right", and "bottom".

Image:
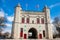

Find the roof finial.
[
  {"left": 17, "top": 3, "right": 21, "bottom": 7},
  {"left": 44, "top": 5, "right": 49, "bottom": 9},
  {"left": 16, "top": 3, "right": 22, "bottom": 10},
  {"left": 43, "top": 5, "right": 49, "bottom": 12}
]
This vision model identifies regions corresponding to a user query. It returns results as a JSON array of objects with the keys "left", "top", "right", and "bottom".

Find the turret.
[
  {"left": 12, "top": 3, "right": 22, "bottom": 38},
  {"left": 43, "top": 5, "right": 50, "bottom": 23},
  {"left": 14, "top": 3, "right": 22, "bottom": 22},
  {"left": 43, "top": 5, "right": 53, "bottom": 39},
  {"left": 15, "top": 3, "right": 22, "bottom": 13}
]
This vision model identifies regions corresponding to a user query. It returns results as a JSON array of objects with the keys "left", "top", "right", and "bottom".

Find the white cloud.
[
  {"left": 50, "top": 19, "right": 54, "bottom": 23},
  {"left": 0, "top": 8, "right": 13, "bottom": 33},
  {"left": 3, "top": 23, "right": 12, "bottom": 33},
  {"left": 2, "top": 29, "right": 11, "bottom": 33},
  {"left": 49, "top": 3, "right": 60, "bottom": 9},
  {"left": 51, "top": 19, "right": 59, "bottom": 34},
  {"left": 0, "top": 8, "right": 5, "bottom": 17},
  {"left": 52, "top": 25, "right": 59, "bottom": 34},
  {"left": 7, "top": 16, "right": 14, "bottom": 22},
  {"left": 5, "top": 23, "right": 12, "bottom": 27},
  {"left": 50, "top": 19, "right": 58, "bottom": 34},
  {"left": 2, "top": 23, "right": 12, "bottom": 33},
  {"left": 0, "top": 8, "right": 14, "bottom": 22}
]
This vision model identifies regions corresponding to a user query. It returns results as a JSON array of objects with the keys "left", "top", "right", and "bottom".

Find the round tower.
[
  {"left": 44, "top": 5, "right": 53, "bottom": 39},
  {"left": 12, "top": 3, "right": 22, "bottom": 39}
]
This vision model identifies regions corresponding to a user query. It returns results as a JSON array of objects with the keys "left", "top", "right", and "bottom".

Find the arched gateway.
[
  {"left": 28, "top": 28, "right": 37, "bottom": 39},
  {"left": 11, "top": 3, "right": 53, "bottom": 39}
]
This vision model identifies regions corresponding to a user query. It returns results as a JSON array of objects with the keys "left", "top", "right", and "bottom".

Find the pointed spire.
[
  {"left": 45, "top": 5, "right": 48, "bottom": 8},
  {"left": 16, "top": 3, "right": 22, "bottom": 10},
  {"left": 17, "top": 3, "right": 21, "bottom": 7},
  {"left": 43, "top": 5, "right": 49, "bottom": 12},
  {"left": 44, "top": 5, "right": 49, "bottom": 9}
]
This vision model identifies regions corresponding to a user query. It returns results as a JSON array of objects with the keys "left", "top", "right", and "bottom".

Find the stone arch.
[{"left": 28, "top": 28, "right": 38, "bottom": 39}]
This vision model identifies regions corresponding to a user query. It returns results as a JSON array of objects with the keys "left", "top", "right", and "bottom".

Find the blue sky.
[{"left": 0, "top": 0, "right": 60, "bottom": 33}]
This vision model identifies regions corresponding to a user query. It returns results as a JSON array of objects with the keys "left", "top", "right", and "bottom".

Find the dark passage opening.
[{"left": 28, "top": 28, "right": 37, "bottom": 39}]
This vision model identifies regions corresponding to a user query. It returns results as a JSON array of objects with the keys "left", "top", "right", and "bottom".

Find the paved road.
[{"left": 0, "top": 39, "right": 60, "bottom": 40}]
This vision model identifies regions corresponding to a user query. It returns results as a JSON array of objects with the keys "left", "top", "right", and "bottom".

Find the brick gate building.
[{"left": 11, "top": 3, "right": 53, "bottom": 39}]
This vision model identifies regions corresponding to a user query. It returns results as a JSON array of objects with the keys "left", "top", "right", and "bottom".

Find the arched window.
[
  {"left": 22, "top": 17, "right": 25, "bottom": 23},
  {"left": 39, "top": 34, "right": 42, "bottom": 39},
  {"left": 20, "top": 28, "right": 23, "bottom": 37},
  {"left": 37, "top": 18, "right": 40, "bottom": 24},
  {"left": 24, "top": 34, "right": 27, "bottom": 39},
  {"left": 41, "top": 18, "right": 44, "bottom": 24},
  {"left": 27, "top": 18, "right": 29, "bottom": 23},
  {"left": 43, "top": 30, "right": 45, "bottom": 37},
  {"left": 32, "top": 20, "right": 34, "bottom": 24}
]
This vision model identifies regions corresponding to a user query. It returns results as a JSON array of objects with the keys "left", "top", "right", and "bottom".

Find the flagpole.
[{"left": 26, "top": 3, "right": 28, "bottom": 10}]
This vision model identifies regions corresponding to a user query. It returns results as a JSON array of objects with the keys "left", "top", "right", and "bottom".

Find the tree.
[
  {"left": 0, "top": 16, "right": 7, "bottom": 39},
  {"left": 53, "top": 17, "right": 60, "bottom": 37},
  {"left": 4, "top": 32, "right": 10, "bottom": 38},
  {"left": 0, "top": 17, "right": 7, "bottom": 33}
]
